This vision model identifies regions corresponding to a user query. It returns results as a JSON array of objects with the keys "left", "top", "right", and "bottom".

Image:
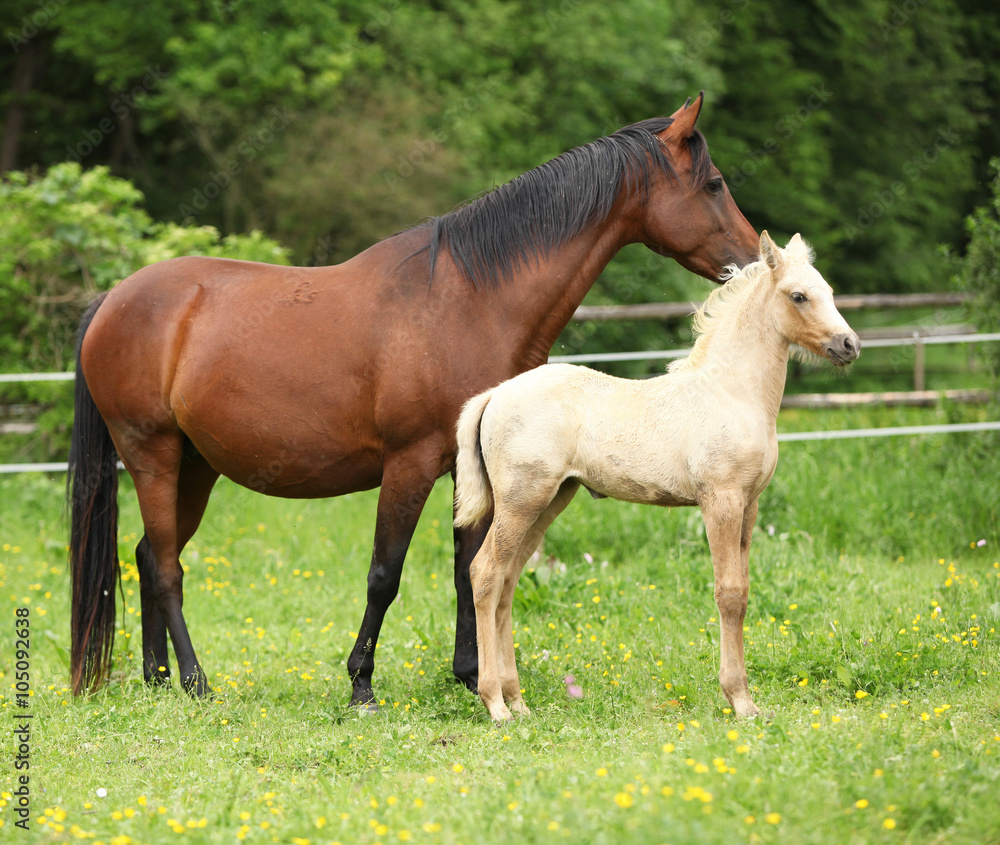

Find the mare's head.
[
  {"left": 757, "top": 231, "right": 860, "bottom": 365},
  {"left": 639, "top": 93, "right": 759, "bottom": 280}
]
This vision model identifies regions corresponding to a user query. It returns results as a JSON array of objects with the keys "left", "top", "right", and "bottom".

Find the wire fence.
[{"left": 2, "top": 313, "right": 997, "bottom": 474}]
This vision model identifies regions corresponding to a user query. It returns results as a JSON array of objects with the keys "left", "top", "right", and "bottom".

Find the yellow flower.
[
  {"left": 883, "top": 818, "right": 897, "bottom": 829},
  {"left": 726, "top": 730, "right": 739, "bottom": 740},
  {"left": 855, "top": 690, "right": 869, "bottom": 699},
  {"left": 595, "top": 767, "right": 608, "bottom": 777},
  {"left": 614, "top": 792, "right": 634, "bottom": 808},
  {"left": 765, "top": 812, "right": 781, "bottom": 824},
  {"left": 855, "top": 799, "right": 869, "bottom": 809}
]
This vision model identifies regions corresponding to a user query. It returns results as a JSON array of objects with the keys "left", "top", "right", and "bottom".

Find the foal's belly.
[{"left": 591, "top": 476, "right": 697, "bottom": 508}]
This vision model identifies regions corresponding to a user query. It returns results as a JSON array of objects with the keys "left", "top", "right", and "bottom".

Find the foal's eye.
[
  {"left": 706, "top": 178, "right": 724, "bottom": 195},
  {"left": 791, "top": 292, "right": 808, "bottom": 304}
]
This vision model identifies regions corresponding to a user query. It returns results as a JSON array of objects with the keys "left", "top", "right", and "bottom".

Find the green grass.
[{"left": 1, "top": 406, "right": 999, "bottom": 844}]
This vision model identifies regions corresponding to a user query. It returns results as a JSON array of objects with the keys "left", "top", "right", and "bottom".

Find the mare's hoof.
[
  {"left": 456, "top": 675, "right": 479, "bottom": 695},
  {"left": 143, "top": 671, "right": 172, "bottom": 689},
  {"left": 349, "top": 691, "right": 380, "bottom": 714},
  {"left": 182, "top": 673, "right": 210, "bottom": 699}
]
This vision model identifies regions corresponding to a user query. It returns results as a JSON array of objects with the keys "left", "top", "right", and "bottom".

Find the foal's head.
[
  {"left": 759, "top": 231, "right": 860, "bottom": 365},
  {"left": 639, "top": 94, "right": 759, "bottom": 279}
]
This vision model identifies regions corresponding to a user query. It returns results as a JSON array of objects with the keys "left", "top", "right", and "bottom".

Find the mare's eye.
[
  {"left": 791, "top": 292, "right": 808, "bottom": 304},
  {"left": 706, "top": 178, "right": 724, "bottom": 195}
]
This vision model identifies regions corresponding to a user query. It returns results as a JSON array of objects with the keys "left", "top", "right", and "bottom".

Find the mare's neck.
[
  {"left": 489, "top": 210, "right": 634, "bottom": 370},
  {"left": 698, "top": 282, "right": 790, "bottom": 422}
]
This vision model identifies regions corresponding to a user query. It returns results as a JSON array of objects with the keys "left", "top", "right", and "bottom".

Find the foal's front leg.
[{"left": 701, "top": 492, "right": 760, "bottom": 718}]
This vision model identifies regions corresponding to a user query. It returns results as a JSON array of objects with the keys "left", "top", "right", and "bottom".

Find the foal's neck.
[{"left": 703, "top": 281, "right": 790, "bottom": 421}]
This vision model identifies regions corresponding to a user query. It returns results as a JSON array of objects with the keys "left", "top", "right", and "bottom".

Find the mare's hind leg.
[
  {"left": 137, "top": 535, "right": 171, "bottom": 686},
  {"left": 496, "top": 479, "right": 580, "bottom": 716},
  {"left": 701, "top": 491, "right": 760, "bottom": 718},
  {"left": 129, "top": 438, "right": 218, "bottom": 696}
]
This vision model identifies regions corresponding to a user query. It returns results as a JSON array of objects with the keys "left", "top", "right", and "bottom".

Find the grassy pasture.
[{"left": 1, "top": 404, "right": 999, "bottom": 844}]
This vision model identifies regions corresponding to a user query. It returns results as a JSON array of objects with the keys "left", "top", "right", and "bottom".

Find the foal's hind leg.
[
  {"left": 496, "top": 480, "right": 580, "bottom": 716},
  {"left": 701, "top": 491, "right": 760, "bottom": 718},
  {"left": 129, "top": 437, "right": 218, "bottom": 696},
  {"left": 472, "top": 480, "right": 579, "bottom": 721}
]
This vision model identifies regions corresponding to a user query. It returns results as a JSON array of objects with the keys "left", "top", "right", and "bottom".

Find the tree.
[{"left": 956, "top": 159, "right": 1000, "bottom": 380}]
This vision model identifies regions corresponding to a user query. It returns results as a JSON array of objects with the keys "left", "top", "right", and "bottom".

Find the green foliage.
[
  {"left": 708, "top": 0, "right": 983, "bottom": 293},
  {"left": 3, "top": 0, "right": 998, "bottom": 298},
  {"left": 957, "top": 158, "right": 1000, "bottom": 378},
  {"left": 0, "top": 161, "right": 288, "bottom": 372}
]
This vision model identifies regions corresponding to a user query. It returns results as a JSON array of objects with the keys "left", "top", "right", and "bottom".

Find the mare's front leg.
[
  {"left": 347, "top": 449, "right": 436, "bottom": 710},
  {"left": 701, "top": 492, "right": 760, "bottom": 718}
]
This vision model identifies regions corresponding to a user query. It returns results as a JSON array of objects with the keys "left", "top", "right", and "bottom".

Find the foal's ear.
[
  {"left": 759, "top": 230, "right": 784, "bottom": 275},
  {"left": 661, "top": 91, "right": 704, "bottom": 144}
]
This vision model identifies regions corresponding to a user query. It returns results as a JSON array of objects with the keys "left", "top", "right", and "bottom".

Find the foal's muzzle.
[{"left": 823, "top": 332, "right": 861, "bottom": 366}]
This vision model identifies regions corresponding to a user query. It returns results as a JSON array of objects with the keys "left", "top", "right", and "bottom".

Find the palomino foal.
[{"left": 454, "top": 231, "right": 860, "bottom": 721}]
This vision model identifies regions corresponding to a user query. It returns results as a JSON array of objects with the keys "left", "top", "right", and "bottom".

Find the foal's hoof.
[
  {"left": 509, "top": 700, "right": 531, "bottom": 718},
  {"left": 734, "top": 700, "right": 761, "bottom": 719}
]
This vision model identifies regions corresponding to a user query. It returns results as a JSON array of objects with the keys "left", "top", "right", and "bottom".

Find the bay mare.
[
  {"left": 454, "top": 232, "right": 860, "bottom": 721},
  {"left": 68, "top": 94, "right": 758, "bottom": 708}
]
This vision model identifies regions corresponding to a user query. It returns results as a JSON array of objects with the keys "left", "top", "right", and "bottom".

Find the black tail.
[{"left": 68, "top": 292, "right": 120, "bottom": 695}]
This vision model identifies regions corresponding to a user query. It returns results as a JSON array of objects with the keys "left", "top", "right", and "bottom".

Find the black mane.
[{"left": 418, "top": 117, "right": 714, "bottom": 290}]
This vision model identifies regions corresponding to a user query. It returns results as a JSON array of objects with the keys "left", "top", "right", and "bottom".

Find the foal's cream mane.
[{"left": 669, "top": 236, "right": 815, "bottom": 373}]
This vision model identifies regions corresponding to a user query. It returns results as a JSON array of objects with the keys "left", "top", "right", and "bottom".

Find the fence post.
[{"left": 913, "top": 333, "right": 925, "bottom": 391}]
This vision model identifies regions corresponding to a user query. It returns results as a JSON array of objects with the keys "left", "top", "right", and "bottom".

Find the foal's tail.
[
  {"left": 454, "top": 389, "right": 495, "bottom": 528},
  {"left": 67, "top": 292, "right": 120, "bottom": 695}
]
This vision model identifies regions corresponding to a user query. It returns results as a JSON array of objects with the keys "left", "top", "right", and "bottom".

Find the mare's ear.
[
  {"left": 760, "top": 230, "right": 784, "bottom": 276},
  {"left": 659, "top": 91, "right": 704, "bottom": 146}
]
